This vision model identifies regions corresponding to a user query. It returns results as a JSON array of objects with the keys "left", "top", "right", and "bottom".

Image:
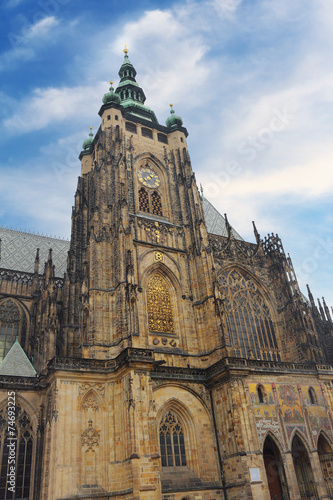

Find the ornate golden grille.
[
  {"left": 159, "top": 411, "right": 186, "bottom": 467},
  {"left": 139, "top": 187, "right": 149, "bottom": 212},
  {"left": 151, "top": 191, "right": 162, "bottom": 216},
  {"left": 147, "top": 274, "right": 175, "bottom": 333},
  {"left": 218, "top": 269, "right": 280, "bottom": 361}
]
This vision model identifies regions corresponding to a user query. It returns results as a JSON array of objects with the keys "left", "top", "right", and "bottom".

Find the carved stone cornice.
[
  {"left": 46, "top": 348, "right": 155, "bottom": 374},
  {"left": 0, "top": 375, "right": 48, "bottom": 390}
]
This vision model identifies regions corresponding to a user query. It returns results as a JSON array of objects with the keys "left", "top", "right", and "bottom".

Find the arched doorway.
[
  {"left": 318, "top": 433, "right": 333, "bottom": 498},
  {"left": 263, "top": 435, "right": 289, "bottom": 500},
  {"left": 292, "top": 434, "right": 318, "bottom": 499}
]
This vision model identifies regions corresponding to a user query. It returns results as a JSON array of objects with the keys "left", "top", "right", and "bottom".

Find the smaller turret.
[
  {"left": 82, "top": 127, "right": 94, "bottom": 151},
  {"left": 102, "top": 81, "right": 121, "bottom": 106},
  {"left": 166, "top": 104, "right": 183, "bottom": 131}
]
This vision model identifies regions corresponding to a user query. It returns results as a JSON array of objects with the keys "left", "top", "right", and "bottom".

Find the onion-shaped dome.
[
  {"left": 166, "top": 104, "right": 183, "bottom": 130},
  {"left": 82, "top": 127, "right": 94, "bottom": 151},
  {"left": 102, "top": 81, "right": 121, "bottom": 105}
]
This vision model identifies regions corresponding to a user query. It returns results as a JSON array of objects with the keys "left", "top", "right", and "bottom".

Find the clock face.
[{"left": 138, "top": 167, "right": 161, "bottom": 189}]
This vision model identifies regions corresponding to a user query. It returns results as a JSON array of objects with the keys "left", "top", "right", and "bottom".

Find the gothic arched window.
[
  {"left": 0, "top": 300, "right": 27, "bottom": 362},
  {"left": 218, "top": 269, "right": 280, "bottom": 361},
  {"left": 151, "top": 191, "right": 162, "bottom": 216},
  {"left": 0, "top": 407, "right": 34, "bottom": 499},
  {"left": 147, "top": 274, "right": 174, "bottom": 334},
  {"left": 139, "top": 188, "right": 149, "bottom": 213},
  {"left": 257, "top": 386, "right": 265, "bottom": 404},
  {"left": 308, "top": 387, "right": 317, "bottom": 405},
  {"left": 159, "top": 411, "right": 186, "bottom": 467}
]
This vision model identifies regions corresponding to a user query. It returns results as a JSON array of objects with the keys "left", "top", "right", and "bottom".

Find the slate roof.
[
  {"left": 0, "top": 226, "right": 69, "bottom": 276},
  {"left": 0, "top": 339, "right": 37, "bottom": 377},
  {"left": 202, "top": 197, "right": 243, "bottom": 240},
  {"left": 0, "top": 198, "right": 242, "bottom": 275}
]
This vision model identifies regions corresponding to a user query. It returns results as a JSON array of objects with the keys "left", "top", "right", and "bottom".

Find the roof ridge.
[{"left": 0, "top": 225, "right": 69, "bottom": 241}]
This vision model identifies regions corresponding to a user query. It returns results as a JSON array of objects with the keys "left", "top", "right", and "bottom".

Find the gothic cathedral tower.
[
  {"left": 37, "top": 48, "right": 224, "bottom": 499},
  {"left": 1, "top": 49, "right": 333, "bottom": 500}
]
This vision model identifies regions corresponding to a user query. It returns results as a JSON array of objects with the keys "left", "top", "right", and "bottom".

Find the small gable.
[{"left": 0, "top": 339, "right": 37, "bottom": 377}]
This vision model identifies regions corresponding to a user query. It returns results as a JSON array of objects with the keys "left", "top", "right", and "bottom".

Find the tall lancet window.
[
  {"left": 0, "top": 300, "right": 26, "bottom": 362},
  {"left": 147, "top": 274, "right": 174, "bottom": 334},
  {"left": 159, "top": 411, "right": 186, "bottom": 467},
  {"left": 0, "top": 407, "right": 34, "bottom": 499},
  {"left": 139, "top": 187, "right": 149, "bottom": 213},
  {"left": 218, "top": 269, "right": 280, "bottom": 361},
  {"left": 151, "top": 191, "right": 162, "bottom": 216}
]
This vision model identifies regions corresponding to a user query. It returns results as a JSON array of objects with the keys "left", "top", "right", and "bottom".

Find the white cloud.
[
  {"left": 208, "top": 0, "right": 243, "bottom": 18},
  {"left": 25, "top": 16, "right": 59, "bottom": 38},
  {"left": 0, "top": 16, "right": 60, "bottom": 70},
  {"left": 2, "top": 83, "right": 105, "bottom": 134},
  {"left": 110, "top": 9, "right": 212, "bottom": 115}
]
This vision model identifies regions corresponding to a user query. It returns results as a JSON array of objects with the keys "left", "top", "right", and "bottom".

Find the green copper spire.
[
  {"left": 166, "top": 104, "right": 183, "bottom": 130},
  {"left": 114, "top": 46, "right": 158, "bottom": 123},
  {"left": 115, "top": 45, "right": 146, "bottom": 105},
  {"left": 102, "top": 80, "right": 121, "bottom": 105},
  {"left": 82, "top": 127, "right": 94, "bottom": 151}
]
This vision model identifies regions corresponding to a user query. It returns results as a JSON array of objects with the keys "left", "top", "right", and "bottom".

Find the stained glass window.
[
  {"left": 0, "top": 407, "right": 33, "bottom": 499},
  {"left": 218, "top": 269, "right": 280, "bottom": 361},
  {"left": 147, "top": 275, "right": 174, "bottom": 334},
  {"left": 159, "top": 411, "right": 186, "bottom": 467}
]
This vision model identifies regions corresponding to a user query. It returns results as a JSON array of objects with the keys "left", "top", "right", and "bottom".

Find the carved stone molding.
[
  {"left": 79, "top": 383, "right": 105, "bottom": 397},
  {"left": 81, "top": 395, "right": 100, "bottom": 412},
  {"left": 81, "top": 420, "right": 100, "bottom": 451}
]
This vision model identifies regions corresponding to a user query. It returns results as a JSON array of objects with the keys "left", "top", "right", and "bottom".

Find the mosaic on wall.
[
  {"left": 249, "top": 382, "right": 333, "bottom": 447},
  {"left": 277, "top": 384, "right": 307, "bottom": 439},
  {"left": 249, "top": 383, "right": 283, "bottom": 446},
  {"left": 301, "top": 386, "right": 332, "bottom": 442}
]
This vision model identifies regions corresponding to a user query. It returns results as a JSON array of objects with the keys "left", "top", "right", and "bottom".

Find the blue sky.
[{"left": 1, "top": 0, "right": 333, "bottom": 308}]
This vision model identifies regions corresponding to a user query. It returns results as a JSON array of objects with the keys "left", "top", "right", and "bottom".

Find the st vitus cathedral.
[{"left": 1, "top": 48, "right": 333, "bottom": 500}]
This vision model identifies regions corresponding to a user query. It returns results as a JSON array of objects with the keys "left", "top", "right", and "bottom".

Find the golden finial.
[
  {"left": 169, "top": 103, "right": 173, "bottom": 108},
  {"left": 110, "top": 81, "right": 113, "bottom": 85},
  {"left": 90, "top": 126, "right": 93, "bottom": 130},
  {"left": 124, "top": 44, "right": 129, "bottom": 54}
]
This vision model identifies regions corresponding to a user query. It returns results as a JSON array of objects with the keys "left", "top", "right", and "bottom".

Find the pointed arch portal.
[
  {"left": 263, "top": 435, "right": 289, "bottom": 500},
  {"left": 292, "top": 434, "right": 318, "bottom": 499},
  {"left": 318, "top": 433, "right": 333, "bottom": 498}
]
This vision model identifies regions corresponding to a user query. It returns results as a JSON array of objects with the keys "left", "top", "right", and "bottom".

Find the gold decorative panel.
[
  {"left": 154, "top": 251, "right": 164, "bottom": 262},
  {"left": 147, "top": 274, "right": 175, "bottom": 333}
]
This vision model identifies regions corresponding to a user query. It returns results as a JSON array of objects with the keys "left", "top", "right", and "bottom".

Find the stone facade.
[{"left": 0, "top": 51, "right": 333, "bottom": 500}]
